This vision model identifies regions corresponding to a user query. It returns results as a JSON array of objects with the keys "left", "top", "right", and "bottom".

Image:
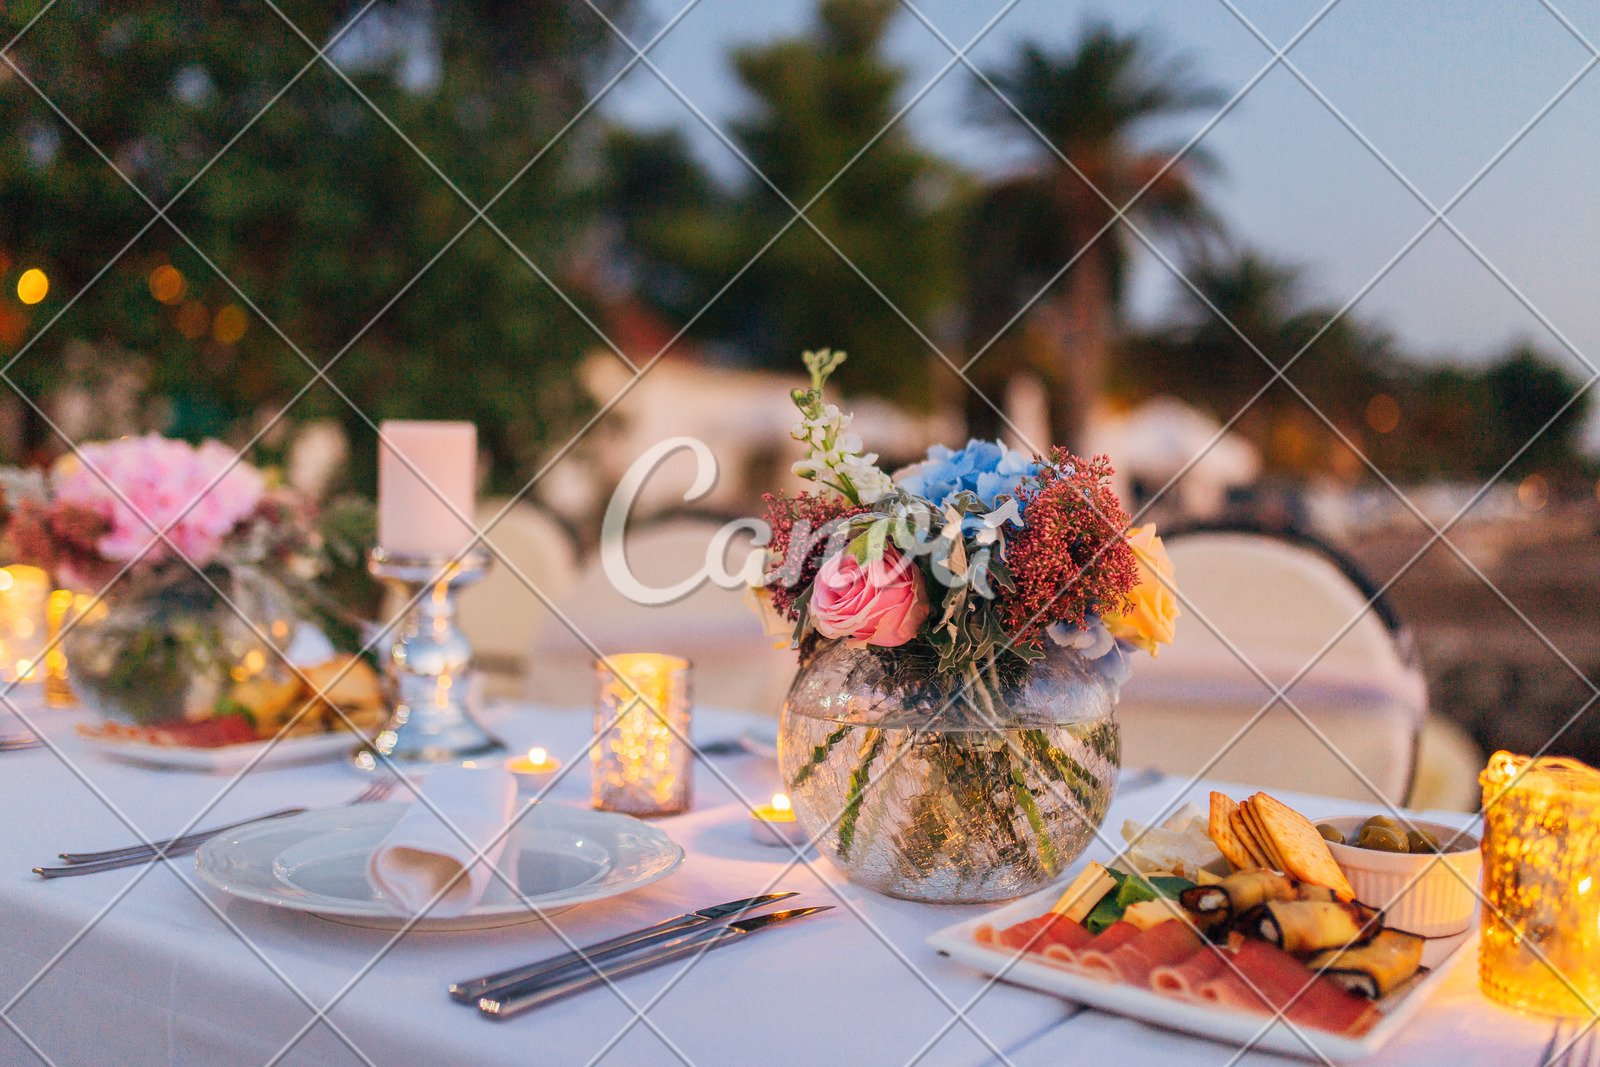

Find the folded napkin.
[{"left": 367, "top": 764, "right": 519, "bottom": 918}]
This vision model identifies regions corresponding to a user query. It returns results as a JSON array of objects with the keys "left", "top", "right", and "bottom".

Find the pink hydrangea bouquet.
[{"left": 0, "top": 435, "right": 375, "bottom": 724}]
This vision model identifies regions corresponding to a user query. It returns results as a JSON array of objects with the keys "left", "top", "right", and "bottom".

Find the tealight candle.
[
  {"left": 750, "top": 792, "right": 809, "bottom": 848},
  {"left": 505, "top": 746, "right": 562, "bottom": 791}
]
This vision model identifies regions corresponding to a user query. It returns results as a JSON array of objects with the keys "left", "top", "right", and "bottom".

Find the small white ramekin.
[{"left": 1321, "top": 816, "right": 1481, "bottom": 938}]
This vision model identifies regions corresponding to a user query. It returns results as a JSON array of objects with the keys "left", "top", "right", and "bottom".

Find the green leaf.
[{"left": 1083, "top": 869, "right": 1197, "bottom": 933}]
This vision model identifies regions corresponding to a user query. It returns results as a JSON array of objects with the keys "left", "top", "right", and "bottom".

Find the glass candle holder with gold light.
[
  {"left": 1479, "top": 750, "right": 1600, "bottom": 1017},
  {"left": 0, "top": 564, "right": 51, "bottom": 691},
  {"left": 591, "top": 654, "right": 692, "bottom": 817}
]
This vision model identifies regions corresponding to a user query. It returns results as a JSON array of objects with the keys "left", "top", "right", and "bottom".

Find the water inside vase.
[{"left": 779, "top": 713, "right": 1119, "bottom": 903}]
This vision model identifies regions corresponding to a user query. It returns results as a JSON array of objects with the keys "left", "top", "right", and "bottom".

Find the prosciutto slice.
[
  {"left": 1196, "top": 940, "right": 1378, "bottom": 1036},
  {"left": 1151, "top": 942, "right": 1230, "bottom": 998},
  {"left": 975, "top": 914, "right": 1094, "bottom": 958},
  {"left": 1076, "top": 920, "right": 1203, "bottom": 984}
]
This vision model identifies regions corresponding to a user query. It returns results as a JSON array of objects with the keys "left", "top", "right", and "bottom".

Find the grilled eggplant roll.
[
  {"left": 1253, "top": 900, "right": 1382, "bottom": 954},
  {"left": 1179, "top": 869, "right": 1296, "bottom": 926},
  {"left": 1294, "top": 882, "right": 1338, "bottom": 903},
  {"left": 1307, "top": 929, "right": 1425, "bottom": 998}
]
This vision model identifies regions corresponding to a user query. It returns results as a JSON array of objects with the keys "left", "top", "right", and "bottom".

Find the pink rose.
[{"left": 810, "top": 547, "right": 930, "bottom": 647}]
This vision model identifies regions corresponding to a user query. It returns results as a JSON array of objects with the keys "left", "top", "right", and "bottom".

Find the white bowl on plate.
[{"left": 1321, "top": 816, "right": 1481, "bottom": 938}]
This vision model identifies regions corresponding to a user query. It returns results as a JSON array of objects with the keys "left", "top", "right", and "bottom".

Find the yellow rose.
[{"left": 1104, "top": 525, "right": 1179, "bottom": 656}]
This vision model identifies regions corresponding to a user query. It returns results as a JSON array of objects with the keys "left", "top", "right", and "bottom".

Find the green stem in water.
[
  {"left": 1009, "top": 765, "right": 1059, "bottom": 876},
  {"left": 1019, "top": 727, "right": 1099, "bottom": 819},
  {"left": 836, "top": 728, "right": 885, "bottom": 861},
  {"left": 790, "top": 723, "right": 852, "bottom": 788}
]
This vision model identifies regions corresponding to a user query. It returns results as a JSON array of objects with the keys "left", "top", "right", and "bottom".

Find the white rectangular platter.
[
  {"left": 79, "top": 729, "right": 357, "bottom": 772},
  {"left": 928, "top": 881, "right": 1475, "bottom": 1062}
]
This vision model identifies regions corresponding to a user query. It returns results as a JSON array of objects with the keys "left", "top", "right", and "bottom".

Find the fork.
[
  {"left": 1542, "top": 1021, "right": 1600, "bottom": 1066},
  {"left": 0, "top": 731, "right": 38, "bottom": 752},
  {"left": 34, "top": 777, "right": 399, "bottom": 879}
]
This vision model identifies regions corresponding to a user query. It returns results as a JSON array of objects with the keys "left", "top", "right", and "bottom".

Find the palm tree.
[
  {"left": 1130, "top": 249, "right": 1398, "bottom": 474},
  {"left": 964, "top": 23, "right": 1223, "bottom": 450}
]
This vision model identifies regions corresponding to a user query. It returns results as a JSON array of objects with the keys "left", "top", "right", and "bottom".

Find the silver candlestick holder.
[{"left": 352, "top": 546, "right": 505, "bottom": 771}]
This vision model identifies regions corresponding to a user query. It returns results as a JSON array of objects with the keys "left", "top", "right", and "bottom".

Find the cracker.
[
  {"left": 1251, "top": 791, "right": 1355, "bottom": 901},
  {"left": 1209, "top": 792, "right": 1254, "bottom": 870},
  {"left": 1241, "top": 799, "right": 1287, "bottom": 871},
  {"left": 1229, "top": 809, "right": 1270, "bottom": 868}
]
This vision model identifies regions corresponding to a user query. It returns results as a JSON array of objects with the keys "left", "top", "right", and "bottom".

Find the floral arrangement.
[
  {"left": 0, "top": 434, "right": 377, "bottom": 725},
  {"left": 756, "top": 350, "right": 1178, "bottom": 685}
]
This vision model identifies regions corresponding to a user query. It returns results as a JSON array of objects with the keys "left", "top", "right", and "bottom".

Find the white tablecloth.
[{"left": 0, "top": 700, "right": 1553, "bottom": 1066}]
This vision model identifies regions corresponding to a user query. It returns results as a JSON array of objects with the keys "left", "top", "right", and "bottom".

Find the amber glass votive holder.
[
  {"left": 1479, "top": 750, "right": 1600, "bottom": 1017},
  {"left": 591, "top": 654, "right": 692, "bottom": 817}
]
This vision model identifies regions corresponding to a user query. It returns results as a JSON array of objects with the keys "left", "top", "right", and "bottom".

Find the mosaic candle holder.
[
  {"left": 591, "top": 653, "right": 692, "bottom": 817},
  {"left": 1478, "top": 750, "right": 1600, "bottom": 1017}
]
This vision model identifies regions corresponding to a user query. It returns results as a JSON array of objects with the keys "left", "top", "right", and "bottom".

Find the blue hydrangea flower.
[{"left": 897, "top": 439, "right": 1039, "bottom": 514}]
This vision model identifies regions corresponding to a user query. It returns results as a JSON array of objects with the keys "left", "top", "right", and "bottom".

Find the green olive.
[
  {"left": 1362, "top": 815, "right": 1402, "bottom": 833},
  {"left": 1315, "top": 823, "right": 1345, "bottom": 845},
  {"left": 1355, "top": 825, "right": 1409, "bottom": 852},
  {"left": 1406, "top": 828, "right": 1440, "bottom": 854}
]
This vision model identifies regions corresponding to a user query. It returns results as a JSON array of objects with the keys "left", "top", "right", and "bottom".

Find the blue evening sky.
[{"left": 601, "top": 0, "right": 1600, "bottom": 409}]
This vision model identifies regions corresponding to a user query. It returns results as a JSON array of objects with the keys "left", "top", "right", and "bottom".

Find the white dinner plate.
[
  {"left": 196, "top": 802, "right": 684, "bottom": 930},
  {"left": 929, "top": 880, "right": 1475, "bottom": 1062},
  {"left": 79, "top": 729, "right": 358, "bottom": 772}
]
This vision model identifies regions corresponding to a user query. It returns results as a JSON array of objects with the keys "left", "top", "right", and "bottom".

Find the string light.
[
  {"left": 16, "top": 268, "right": 47, "bottom": 305},
  {"left": 148, "top": 264, "right": 186, "bottom": 304},
  {"left": 212, "top": 304, "right": 247, "bottom": 344},
  {"left": 1518, "top": 473, "right": 1549, "bottom": 511},
  {"left": 1365, "top": 393, "right": 1400, "bottom": 434}
]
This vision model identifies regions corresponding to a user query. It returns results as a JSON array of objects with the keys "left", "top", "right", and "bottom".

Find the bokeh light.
[
  {"left": 16, "top": 268, "right": 48, "bottom": 305},
  {"left": 1365, "top": 393, "right": 1401, "bottom": 434},
  {"left": 1518, "top": 473, "right": 1549, "bottom": 511},
  {"left": 212, "top": 304, "right": 247, "bottom": 344},
  {"left": 175, "top": 300, "right": 209, "bottom": 340},
  {"left": 148, "top": 264, "right": 186, "bottom": 305}
]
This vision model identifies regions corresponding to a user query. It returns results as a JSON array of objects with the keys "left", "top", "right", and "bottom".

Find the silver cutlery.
[
  {"left": 449, "top": 891, "right": 799, "bottom": 1004},
  {"left": 1117, "top": 767, "right": 1165, "bottom": 794},
  {"left": 0, "top": 731, "right": 39, "bottom": 752},
  {"left": 1542, "top": 1021, "right": 1569, "bottom": 1066},
  {"left": 33, "top": 778, "right": 397, "bottom": 879},
  {"left": 691, "top": 738, "right": 746, "bottom": 757},
  {"left": 1547, "top": 1021, "right": 1600, "bottom": 1066},
  {"left": 55, "top": 806, "right": 309, "bottom": 866},
  {"left": 478, "top": 905, "right": 834, "bottom": 1020}
]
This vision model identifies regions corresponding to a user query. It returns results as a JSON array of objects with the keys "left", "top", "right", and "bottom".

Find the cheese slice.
[
  {"left": 1121, "top": 896, "right": 1187, "bottom": 931},
  {"left": 1051, "top": 861, "right": 1115, "bottom": 923}
]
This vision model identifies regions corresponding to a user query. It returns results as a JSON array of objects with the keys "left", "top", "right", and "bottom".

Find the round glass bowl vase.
[{"left": 778, "top": 641, "right": 1125, "bottom": 904}]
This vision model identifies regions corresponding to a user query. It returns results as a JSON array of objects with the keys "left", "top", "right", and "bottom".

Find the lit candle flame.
[
  {"left": 772, "top": 792, "right": 791, "bottom": 814},
  {"left": 528, "top": 746, "right": 548, "bottom": 767}
]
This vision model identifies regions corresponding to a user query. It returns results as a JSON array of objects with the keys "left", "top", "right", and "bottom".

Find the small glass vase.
[
  {"left": 778, "top": 640, "right": 1125, "bottom": 904},
  {"left": 63, "top": 564, "right": 315, "bottom": 725}
]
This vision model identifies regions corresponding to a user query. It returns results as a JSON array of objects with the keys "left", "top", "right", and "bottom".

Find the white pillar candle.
[{"left": 377, "top": 420, "right": 477, "bottom": 558}]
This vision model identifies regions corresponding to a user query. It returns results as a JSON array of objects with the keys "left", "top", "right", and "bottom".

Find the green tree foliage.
[
  {"left": 1372, "top": 345, "right": 1591, "bottom": 484},
  {"left": 0, "top": 1, "right": 631, "bottom": 489},
  {"left": 1130, "top": 249, "right": 1590, "bottom": 481},
  {"left": 963, "top": 22, "right": 1222, "bottom": 450},
  {"left": 599, "top": 0, "right": 958, "bottom": 404}
]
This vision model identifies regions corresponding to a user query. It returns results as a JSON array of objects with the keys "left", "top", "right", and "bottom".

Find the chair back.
[
  {"left": 1117, "top": 526, "right": 1426, "bottom": 804},
  {"left": 526, "top": 517, "right": 795, "bottom": 714},
  {"left": 455, "top": 500, "right": 578, "bottom": 698}
]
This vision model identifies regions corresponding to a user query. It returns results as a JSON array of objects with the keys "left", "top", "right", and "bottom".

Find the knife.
[
  {"left": 478, "top": 906, "right": 834, "bottom": 1020},
  {"left": 448, "top": 892, "right": 799, "bottom": 1003}
]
